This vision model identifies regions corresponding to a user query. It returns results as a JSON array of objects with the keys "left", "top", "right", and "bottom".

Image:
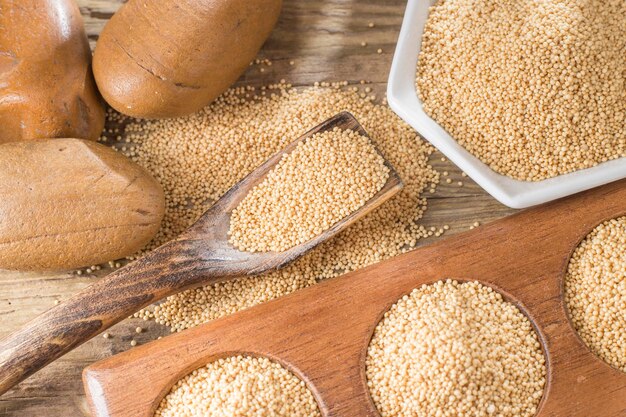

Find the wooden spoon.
[{"left": 0, "top": 111, "right": 403, "bottom": 395}]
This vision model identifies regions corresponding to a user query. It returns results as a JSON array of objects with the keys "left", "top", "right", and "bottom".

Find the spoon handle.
[{"left": 0, "top": 238, "right": 230, "bottom": 395}]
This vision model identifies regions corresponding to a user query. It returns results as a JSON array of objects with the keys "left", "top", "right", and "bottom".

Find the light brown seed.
[
  {"left": 366, "top": 280, "right": 546, "bottom": 417},
  {"left": 154, "top": 356, "right": 321, "bottom": 417},
  {"left": 565, "top": 216, "right": 626, "bottom": 372}
]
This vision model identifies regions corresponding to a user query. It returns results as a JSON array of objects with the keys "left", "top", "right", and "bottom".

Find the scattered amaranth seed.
[
  {"left": 114, "top": 85, "right": 439, "bottom": 331},
  {"left": 366, "top": 280, "right": 546, "bottom": 417},
  {"left": 565, "top": 216, "right": 626, "bottom": 372}
]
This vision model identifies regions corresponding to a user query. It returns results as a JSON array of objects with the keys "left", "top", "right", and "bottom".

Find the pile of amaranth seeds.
[{"left": 106, "top": 83, "right": 441, "bottom": 331}]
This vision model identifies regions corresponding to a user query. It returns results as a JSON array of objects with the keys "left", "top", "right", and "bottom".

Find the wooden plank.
[
  {"left": 84, "top": 180, "right": 626, "bottom": 417},
  {"left": 0, "top": 0, "right": 515, "bottom": 415}
]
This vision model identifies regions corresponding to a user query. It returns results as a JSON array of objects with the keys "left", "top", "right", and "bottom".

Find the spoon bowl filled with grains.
[
  {"left": 0, "top": 111, "right": 403, "bottom": 396},
  {"left": 388, "top": 0, "right": 626, "bottom": 208}
]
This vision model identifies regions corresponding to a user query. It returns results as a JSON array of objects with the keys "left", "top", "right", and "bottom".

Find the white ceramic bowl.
[{"left": 387, "top": 0, "right": 626, "bottom": 209}]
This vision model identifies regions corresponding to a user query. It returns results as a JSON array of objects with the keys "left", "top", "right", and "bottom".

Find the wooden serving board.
[{"left": 83, "top": 179, "right": 626, "bottom": 417}]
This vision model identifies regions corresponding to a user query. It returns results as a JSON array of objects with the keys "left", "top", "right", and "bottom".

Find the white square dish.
[{"left": 387, "top": 0, "right": 626, "bottom": 209}]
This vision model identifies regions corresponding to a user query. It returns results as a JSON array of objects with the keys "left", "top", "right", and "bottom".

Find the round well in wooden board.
[
  {"left": 149, "top": 351, "right": 324, "bottom": 417},
  {"left": 358, "top": 278, "right": 550, "bottom": 417},
  {"left": 560, "top": 214, "right": 626, "bottom": 375}
]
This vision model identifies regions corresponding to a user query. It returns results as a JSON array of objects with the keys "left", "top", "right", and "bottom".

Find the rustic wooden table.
[{"left": 0, "top": 0, "right": 515, "bottom": 415}]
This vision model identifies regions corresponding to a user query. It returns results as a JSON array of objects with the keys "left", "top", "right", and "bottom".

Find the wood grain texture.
[
  {"left": 83, "top": 180, "right": 626, "bottom": 417},
  {"left": 0, "top": 0, "right": 516, "bottom": 415}
]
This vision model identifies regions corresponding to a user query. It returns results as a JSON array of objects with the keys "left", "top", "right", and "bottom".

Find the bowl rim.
[{"left": 387, "top": 0, "right": 626, "bottom": 209}]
